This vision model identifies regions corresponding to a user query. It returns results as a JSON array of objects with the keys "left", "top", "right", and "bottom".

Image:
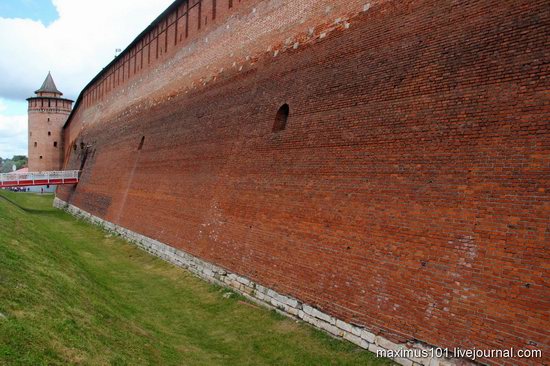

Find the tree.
[{"left": 0, "top": 156, "right": 28, "bottom": 173}]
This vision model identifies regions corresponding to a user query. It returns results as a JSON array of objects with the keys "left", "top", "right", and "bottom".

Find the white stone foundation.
[{"left": 54, "top": 197, "right": 475, "bottom": 366}]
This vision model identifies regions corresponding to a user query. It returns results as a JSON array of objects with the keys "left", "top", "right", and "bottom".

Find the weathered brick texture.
[{"left": 57, "top": 0, "right": 549, "bottom": 364}]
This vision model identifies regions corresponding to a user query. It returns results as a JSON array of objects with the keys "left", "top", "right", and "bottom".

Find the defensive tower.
[{"left": 27, "top": 72, "right": 73, "bottom": 172}]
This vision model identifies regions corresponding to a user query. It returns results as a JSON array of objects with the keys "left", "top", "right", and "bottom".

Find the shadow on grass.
[{"left": 0, "top": 193, "right": 56, "bottom": 215}]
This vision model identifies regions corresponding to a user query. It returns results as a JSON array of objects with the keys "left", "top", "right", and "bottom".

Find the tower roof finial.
[{"left": 35, "top": 71, "right": 62, "bottom": 95}]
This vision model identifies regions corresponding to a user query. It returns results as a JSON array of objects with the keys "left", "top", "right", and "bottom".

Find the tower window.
[
  {"left": 48, "top": 131, "right": 51, "bottom": 136},
  {"left": 39, "top": 156, "right": 43, "bottom": 159},
  {"left": 34, "top": 142, "right": 37, "bottom": 147},
  {"left": 138, "top": 136, "right": 145, "bottom": 150},
  {"left": 54, "top": 141, "right": 58, "bottom": 147},
  {"left": 30, "top": 132, "right": 32, "bottom": 137},
  {"left": 47, "top": 118, "right": 50, "bottom": 122},
  {"left": 272, "top": 103, "right": 290, "bottom": 133}
]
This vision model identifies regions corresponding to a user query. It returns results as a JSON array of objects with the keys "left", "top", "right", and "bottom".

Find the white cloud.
[
  {"left": 0, "top": 0, "right": 174, "bottom": 101},
  {"left": 0, "top": 114, "right": 27, "bottom": 158}
]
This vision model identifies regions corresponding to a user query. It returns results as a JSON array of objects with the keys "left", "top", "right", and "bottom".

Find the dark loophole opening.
[
  {"left": 272, "top": 104, "right": 289, "bottom": 133},
  {"left": 53, "top": 141, "right": 58, "bottom": 148},
  {"left": 138, "top": 136, "right": 145, "bottom": 150},
  {"left": 48, "top": 131, "right": 51, "bottom": 136}
]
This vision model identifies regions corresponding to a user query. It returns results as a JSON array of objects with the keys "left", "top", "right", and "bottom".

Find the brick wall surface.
[
  {"left": 28, "top": 97, "right": 72, "bottom": 171},
  {"left": 57, "top": 0, "right": 550, "bottom": 364}
]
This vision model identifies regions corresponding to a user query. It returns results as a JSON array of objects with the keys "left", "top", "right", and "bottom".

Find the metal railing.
[{"left": 0, "top": 170, "right": 80, "bottom": 188}]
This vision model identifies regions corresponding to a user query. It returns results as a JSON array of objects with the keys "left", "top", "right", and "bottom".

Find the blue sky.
[
  {"left": 0, "top": 0, "right": 173, "bottom": 159},
  {"left": 0, "top": 0, "right": 58, "bottom": 25},
  {"left": 0, "top": 98, "right": 27, "bottom": 116}
]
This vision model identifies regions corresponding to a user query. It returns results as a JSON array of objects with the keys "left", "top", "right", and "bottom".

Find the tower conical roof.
[{"left": 35, "top": 72, "right": 62, "bottom": 95}]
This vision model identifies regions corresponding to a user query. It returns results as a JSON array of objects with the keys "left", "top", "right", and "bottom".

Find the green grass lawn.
[{"left": 0, "top": 191, "right": 392, "bottom": 366}]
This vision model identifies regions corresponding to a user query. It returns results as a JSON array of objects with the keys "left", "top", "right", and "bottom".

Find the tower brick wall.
[
  {"left": 57, "top": 0, "right": 549, "bottom": 364},
  {"left": 27, "top": 73, "right": 73, "bottom": 172}
]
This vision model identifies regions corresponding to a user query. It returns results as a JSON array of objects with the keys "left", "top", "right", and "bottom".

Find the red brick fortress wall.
[{"left": 58, "top": 0, "right": 549, "bottom": 364}]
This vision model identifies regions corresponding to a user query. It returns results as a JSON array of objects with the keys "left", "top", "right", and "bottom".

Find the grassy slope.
[{"left": 0, "top": 192, "right": 392, "bottom": 366}]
